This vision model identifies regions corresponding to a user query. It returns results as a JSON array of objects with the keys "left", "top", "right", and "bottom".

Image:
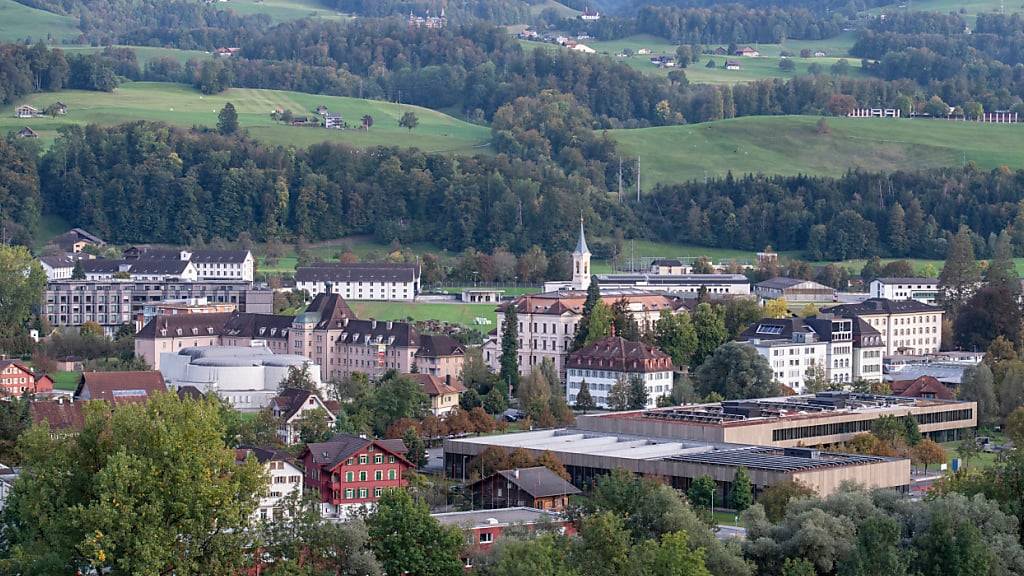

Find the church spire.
[{"left": 574, "top": 213, "right": 590, "bottom": 256}]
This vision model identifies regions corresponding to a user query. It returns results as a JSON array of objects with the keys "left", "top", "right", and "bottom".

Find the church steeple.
[{"left": 572, "top": 213, "right": 591, "bottom": 291}]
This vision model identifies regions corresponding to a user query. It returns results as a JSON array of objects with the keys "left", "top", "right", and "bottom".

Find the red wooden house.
[
  {"left": 0, "top": 360, "right": 53, "bottom": 397},
  {"left": 300, "top": 433, "right": 412, "bottom": 519}
]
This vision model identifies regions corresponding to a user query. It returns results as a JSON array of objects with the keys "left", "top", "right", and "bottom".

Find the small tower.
[{"left": 572, "top": 215, "right": 591, "bottom": 291}]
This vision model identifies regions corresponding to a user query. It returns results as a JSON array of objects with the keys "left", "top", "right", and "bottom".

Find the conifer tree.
[
  {"left": 575, "top": 380, "right": 596, "bottom": 413},
  {"left": 500, "top": 303, "right": 519, "bottom": 395},
  {"left": 939, "top": 226, "right": 980, "bottom": 317},
  {"left": 573, "top": 278, "right": 602, "bottom": 350}
]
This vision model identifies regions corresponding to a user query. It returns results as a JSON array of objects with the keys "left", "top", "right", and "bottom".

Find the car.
[{"left": 502, "top": 408, "right": 525, "bottom": 422}]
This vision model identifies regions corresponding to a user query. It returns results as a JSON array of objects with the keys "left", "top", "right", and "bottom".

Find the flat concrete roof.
[{"left": 432, "top": 507, "right": 563, "bottom": 528}]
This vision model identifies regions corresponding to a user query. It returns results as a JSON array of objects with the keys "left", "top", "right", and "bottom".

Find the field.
[
  {"left": 58, "top": 45, "right": 212, "bottom": 65},
  {"left": 256, "top": 236, "right": 445, "bottom": 275},
  {"left": 2, "top": 82, "right": 492, "bottom": 152},
  {"left": 0, "top": 0, "right": 79, "bottom": 43},
  {"left": 216, "top": 0, "right": 347, "bottom": 22},
  {"left": 51, "top": 371, "right": 80, "bottom": 391},
  {"left": 349, "top": 301, "right": 498, "bottom": 328},
  {"left": 868, "top": 0, "right": 1021, "bottom": 22},
  {"left": 580, "top": 33, "right": 863, "bottom": 85},
  {"left": 610, "top": 115, "right": 1024, "bottom": 190}
]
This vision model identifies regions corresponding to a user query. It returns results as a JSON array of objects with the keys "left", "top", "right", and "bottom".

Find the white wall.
[{"left": 565, "top": 368, "right": 672, "bottom": 409}]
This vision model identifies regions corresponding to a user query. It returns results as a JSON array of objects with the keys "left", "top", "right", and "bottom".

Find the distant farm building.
[{"left": 848, "top": 108, "right": 901, "bottom": 118}]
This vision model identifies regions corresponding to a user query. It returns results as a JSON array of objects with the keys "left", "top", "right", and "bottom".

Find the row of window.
[
  {"left": 772, "top": 409, "right": 973, "bottom": 441},
  {"left": 340, "top": 468, "right": 399, "bottom": 482},
  {"left": 341, "top": 487, "right": 383, "bottom": 499}
]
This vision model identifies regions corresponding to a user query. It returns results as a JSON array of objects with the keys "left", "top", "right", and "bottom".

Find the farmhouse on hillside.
[{"left": 15, "top": 105, "right": 39, "bottom": 118}]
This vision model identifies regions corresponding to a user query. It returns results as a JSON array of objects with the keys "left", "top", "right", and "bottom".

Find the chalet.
[
  {"left": 814, "top": 50, "right": 827, "bottom": 57},
  {"left": 302, "top": 433, "right": 413, "bottom": 518},
  {"left": 14, "top": 105, "right": 39, "bottom": 118},
  {"left": 214, "top": 47, "right": 241, "bottom": 57},
  {"left": 637, "top": 48, "right": 652, "bottom": 55},
  {"left": 0, "top": 360, "right": 51, "bottom": 397},
  {"left": 726, "top": 60, "right": 742, "bottom": 70},
  {"left": 735, "top": 46, "right": 760, "bottom": 57},
  {"left": 236, "top": 446, "right": 303, "bottom": 522},
  {"left": 271, "top": 388, "right": 338, "bottom": 444},
  {"left": 407, "top": 373, "right": 465, "bottom": 416},
  {"left": 713, "top": 46, "right": 729, "bottom": 55},
  {"left": 315, "top": 104, "right": 329, "bottom": 115},
  {"left": 290, "top": 115, "right": 311, "bottom": 125},
  {"left": 52, "top": 101, "right": 67, "bottom": 115},
  {"left": 16, "top": 127, "right": 38, "bottom": 139},
  {"left": 74, "top": 371, "right": 167, "bottom": 405},
  {"left": 579, "top": 7, "right": 600, "bottom": 20},
  {"left": 469, "top": 467, "right": 581, "bottom": 512}
]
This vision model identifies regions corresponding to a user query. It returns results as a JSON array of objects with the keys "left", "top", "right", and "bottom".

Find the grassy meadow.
[
  {"left": 2, "top": 82, "right": 492, "bottom": 152},
  {"left": 58, "top": 45, "right": 212, "bottom": 64},
  {"left": 0, "top": 0, "right": 79, "bottom": 42},
  {"left": 350, "top": 301, "right": 498, "bottom": 328},
  {"left": 216, "top": 0, "right": 348, "bottom": 22},
  {"left": 610, "top": 115, "right": 1024, "bottom": 190}
]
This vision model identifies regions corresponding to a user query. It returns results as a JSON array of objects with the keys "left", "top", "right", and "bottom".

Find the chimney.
[
  {"left": 445, "top": 374, "right": 451, "bottom": 386},
  {"left": 371, "top": 319, "right": 377, "bottom": 330},
  {"left": 513, "top": 468, "right": 520, "bottom": 479}
]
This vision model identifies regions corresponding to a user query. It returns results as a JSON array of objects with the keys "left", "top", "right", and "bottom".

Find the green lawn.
[
  {"left": 257, "top": 236, "right": 446, "bottom": 275},
  {"left": 0, "top": 0, "right": 79, "bottom": 43},
  {"left": 867, "top": 0, "right": 1020, "bottom": 23},
  {"left": 610, "top": 115, "right": 1024, "bottom": 191},
  {"left": 218, "top": 0, "right": 348, "bottom": 22},
  {"left": 2, "top": 82, "right": 492, "bottom": 152},
  {"left": 58, "top": 45, "right": 211, "bottom": 65},
  {"left": 51, "top": 371, "right": 80, "bottom": 391},
  {"left": 349, "top": 301, "right": 498, "bottom": 328}
]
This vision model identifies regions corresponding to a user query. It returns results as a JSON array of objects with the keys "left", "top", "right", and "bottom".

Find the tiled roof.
[
  {"left": 136, "top": 313, "right": 234, "bottom": 339},
  {"left": 505, "top": 292, "right": 689, "bottom": 316},
  {"left": 222, "top": 312, "right": 293, "bottom": 339},
  {"left": 190, "top": 250, "right": 250, "bottom": 263},
  {"left": 302, "top": 293, "right": 356, "bottom": 330},
  {"left": 416, "top": 334, "right": 465, "bottom": 358},
  {"left": 295, "top": 263, "right": 419, "bottom": 283},
  {"left": 0, "top": 359, "right": 33, "bottom": 374},
  {"left": 305, "top": 434, "right": 410, "bottom": 469},
  {"left": 272, "top": 388, "right": 329, "bottom": 422},
  {"left": 890, "top": 375, "right": 955, "bottom": 400},
  {"left": 335, "top": 319, "right": 419, "bottom": 347},
  {"left": 29, "top": 400, "right": 85, "bottom": 432},
  {"left": 566, "top": 336, "right": 673, "bottom": 372},
  {"left": 473, "top": 467, "right": 581, "bottom": 498},
  {"left": 235, "top": 445, "right": 297, "bottom": 467},
  {"left": 75, "top": 371, "right": 167, "bottom": 404},
  {"left": 407, "top": 373, "right": 465, "bottom": 397}
]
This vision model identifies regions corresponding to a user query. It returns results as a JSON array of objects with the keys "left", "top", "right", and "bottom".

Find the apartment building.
[
  {"left": 823, "top": 298, "right": 944, "bottom": 356},
  {"left": 739, "top": 316, "right": 885, "bottom": 392},
  {"left": 294, "top": 263, "right": 421, "bottom": 301},
  {"left": 47, "top": 279, "right": 272, "bottom": 336},
  {"left": 123, "top": 247, "right": 255, "bottom": 282},
  {"left": 869, "top": 278, "right": 939, "bottom": 305},
  {"left": 302, "top": 434, "right": 413, "bottom": 519},
  {"left": 236, "top": 446, "right": 303, "bottom": 522},
  {"left": 565, "top": 336, "right": 675, "bottom": 409}
]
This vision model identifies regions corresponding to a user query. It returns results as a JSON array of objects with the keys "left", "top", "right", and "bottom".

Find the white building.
[
  {"left": 294, "top": 263, "right": 421, "bottom": 301},
  {"left": 325, "top": 114, "right": 343, "bottom": 129},
  {"left": 122, "top": 248, "right": 255, "bottom": 282},
  {"left": 739, "top": 316, "right": 885, "bottom": 392},
  {"left": 80, "top": 258, "right": 200, "bottom": 282},
  {"left": 571, "top": 43, "right": 596, "bottom": 54},
  {"left": 565, "top": 336, "right": 674, "bottom": 409},
  {"left": 236, "top": 447, "right": 303, "bottom": 522},
  {"left": 159, "top": 346, "right": 324, "bottom": 411},
  {"left": 271, "top": 388, "right": 338, "bottom": 445},
  {"left": 754, "top": 277, "right": 836, "bottom": 302},
  {"left": 39, "top": 256, "right": 75, "bottom": 281},
  {"left": 868, "top": 278, "right": 939, "bottom": 305},
  {"left": 823, "top": 298, "right": 944, "bottom": 356},
  {"left": 0, "top": 464, "right": 17, "bottom": 512}
]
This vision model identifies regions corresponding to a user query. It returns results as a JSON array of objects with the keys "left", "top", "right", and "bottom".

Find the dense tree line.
[
  {"left": 640, "top": 167, "right": 1024, "bottom": 260},
  {"left": 329, "top": 0, "right": 539, "bottom": 25},
  {"left": 36, "top": 122, "right": 636, "bottom": 253},
  {"left": 11, "top": 0, "right": 271, "bottom": 48},
  {"left": 864, "top": 11, "right": 967, "bottom": 34},
  {"left": 595, "top": 0, "right": 890, "bottom": 17},
  {"left": 0, "top": 43, "right": 119, "bottom": 105}
]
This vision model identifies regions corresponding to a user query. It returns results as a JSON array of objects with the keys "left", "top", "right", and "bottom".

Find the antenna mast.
[{"left": 636, "top": 156, "right": 641, "bottom": 202}]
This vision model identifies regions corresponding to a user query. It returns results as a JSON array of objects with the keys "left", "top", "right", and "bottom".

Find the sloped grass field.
[
  {"left": 2, "top": 82, "right": 491, "bottom": 152},
  {"left": 610, "top": 115, "right": 1024, "bottom": 190},
  {"left": 0, "top": 0, "right": 79, "bottom": 42}
]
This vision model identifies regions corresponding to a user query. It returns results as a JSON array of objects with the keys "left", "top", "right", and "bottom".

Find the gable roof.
[
  {"left": 272, "top": 388, "right": 334, "bottom": 422},
  {"left": 136, "top": 312, "right": 234, "bottom": 339},
  {"left": 176, "top": 385, "right": 205, "bottom": 401},
  {"left": 756, "top": 277, "right": 807, "bottom": 290},
  {"left": 416, "top": 334, "right": 465, "bottom": 358},
  {"left": 221, "top": 312, "right": 293, "bottom": 339},
  {"left": 473, "top": 467, "right": 581, "bottom": 498},
  {"left": 30, "top": 400, "right": 85, "bottom": 433},
  {"left": 305, "top": 433, "right": 411, "bottom": 469},
  {"left": 651, "top": 258, "right": 684, "bottom": 267},
  {"left": 0, "top": 359, "right": 33, "bottom": 375},
  {"left": 235, "top": 445, "right": 298, "bottom": 467},
  {"left": 890, "top": 375, "right": 955, "bottom": 400},
  {"left": 407, "top": 373, "right": 465, "bottom": 397},
  {"left": 302, "top": 293, "right": 356, "bottom": 330},
  {"left": 75, "top": 371, "right": 166, "bottom": 404}
]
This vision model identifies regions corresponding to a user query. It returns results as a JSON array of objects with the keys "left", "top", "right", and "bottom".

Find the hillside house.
[
  {"left": 15, "top": 105, "right": 39, "bottom": 118},
  {"left": 407, "top": 373, "right": 465, "bottom": 416},
  {"left": 52, "top": 102, "right": 67, "bottom": 115},
  {"left": 325, "top": 113, "right": 343, "bottom": 129},
  {"left": 726, "top": 61, "right": 742, "bottom": 70},
  {"left": 315, "top": 105, "right": 329, "bottom": 115},
  {"left": 271, "top": 388, "right": 338, "bottom": 445},
  {"left": 16, "top": 127, "right": 38, "bottom": 139},
  {"left": 579, "top": 7, "right": 600, "bottom": 20},
  {"left": 468, "top": 467, "right": 581, "bottom": 512},
  {"left": 736, "top": 46, "right": 760, "bottom": 57},
  {"left": 236, "top": 446, "right": 303, "bottom": 522}
]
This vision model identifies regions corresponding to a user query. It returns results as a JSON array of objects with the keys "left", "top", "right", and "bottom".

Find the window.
[
  {"left": 374, "top": 454, "right": 383, "bottom": 464},
  {"left": 359, "top": 471, "right": 367, "bottom": 481},
  {"left": 375, "top": 470, "right": 383, "bottom": 481},
  {"left": 388, "top": 469, "right": 397, "bottom": 480},
  {"left": 479, "top": 532, "right": 493, "bottom": 544},
  {"left": 345, "top": 471, "right": 354, "bottom": 482},
  {"left": 345, "top": 489, "right": 354, "bottom": 499},
  {"left": 359, "top": 455, "right": 368, "bottom": 465},
  {"left": 359, "top": 488, "right": 368, "bottom": 498},
  {"left": 374, "top": 487, "right": 383, "bottom": 497}
]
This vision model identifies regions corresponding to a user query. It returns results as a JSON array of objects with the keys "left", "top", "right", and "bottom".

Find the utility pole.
[
  {"left": 636, "top": 156, "right": 641, "bottom": 202},
  {"left": 618, "top": 156, "right": 623, "bottom": 201}
]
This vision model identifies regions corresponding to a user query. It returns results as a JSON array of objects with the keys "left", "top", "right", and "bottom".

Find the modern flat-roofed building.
[
  {"left": 445, "top": 427, "right": 910, "bottom": 502},
  {"left": 46, "top": 279, "right": 272, "bottom": 336},
  {"left": 294, "top": 263, "right": 420, "bottom": 301},
  {"left": 576, "top": 392, "right": 975, "bottom": 447},
  {"left": 590, "top": 273, "right": 751, "bottom": 296},
  {"left": 433, "top": 507, "right": 576, "bottom": 561},
  {"left": 822, "top": 298, "right": 944, "bottom": 356},
  {"left": 869, "top": 278, "right": 939, "bottom": 305}
]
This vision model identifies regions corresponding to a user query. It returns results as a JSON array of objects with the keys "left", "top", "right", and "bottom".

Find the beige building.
[
  {"left": 483, "top": 288, "right": 690, "bottom": 376},
  {"left": 138, "top": 293, "right": 464, "bottom": 383},
  {"left": 578, "top": 392, "right": 976, "bottom": 447},
  {"left": 408, "top": 373, "right": 465, "bottom": 416},
  {"left": 823, "top": 299, "right": 944, "bottom": 356}
]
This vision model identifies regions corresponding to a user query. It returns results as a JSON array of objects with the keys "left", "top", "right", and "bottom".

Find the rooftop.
[
  {"left": 873, "top": 277, "right": 938, "bottom": 285},
  {"left": 823, "top": 298, "right": 942, "bottom": 316},
  {"left": 432, "top": 507, "right": 567, "bottom": 529},
  {"left": 595, "top": 273, "right": 749, "bottom": 285},
  {"left": 449, "top": 428, "right": 901, "bottom": 473},
  {"left": 295, "top": 263, "right": 419, "bottom": 284}
]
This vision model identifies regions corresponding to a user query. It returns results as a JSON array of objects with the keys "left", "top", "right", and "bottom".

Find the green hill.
[
  {"left": 610, "top": 115, "right": 1024, "bottom": 190},
  {"left": 2, "top": 82, "right": 491, "bottom": 152},
  {"left": 0, "top": 0, "right": 79, "bottom": 42}
]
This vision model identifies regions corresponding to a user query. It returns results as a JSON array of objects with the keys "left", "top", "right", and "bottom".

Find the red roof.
[
  {"left": 407, "top": 373, "right": 465, "bottom": 397},
  {"left": 30, "top": 400, "right": 85, "bottom": 433},
  {"left": 890, "top": 375, "right": 955, "bottom": 400},
  {"left": 74, "top": 371, "right": 167, "bottom": 405}
]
